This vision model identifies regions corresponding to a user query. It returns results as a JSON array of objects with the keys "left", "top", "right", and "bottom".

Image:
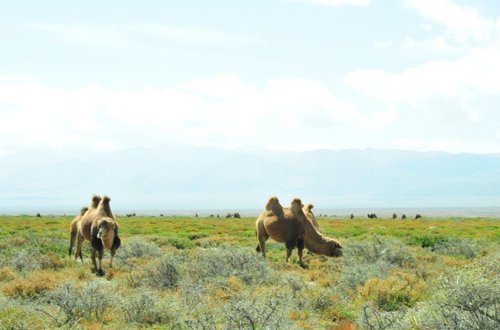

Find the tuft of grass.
[{"left": 3, "top": 269, "right": 65, "bottom": 298}]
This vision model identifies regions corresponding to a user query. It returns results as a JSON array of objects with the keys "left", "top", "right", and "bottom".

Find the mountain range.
[{"left": 1, "top": 145, "right": 500, "bottom": 215}]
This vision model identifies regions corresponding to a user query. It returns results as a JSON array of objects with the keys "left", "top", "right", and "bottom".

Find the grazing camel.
[
  {"left": 75, "top": 195, "right": 121, "bottom": 276},
  {"left": 255, "top": 197, "right": 342, "bottom": 264}
]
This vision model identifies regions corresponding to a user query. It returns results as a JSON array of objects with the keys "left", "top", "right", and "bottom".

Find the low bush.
[
  {"left": 3, "top": 270, "right": 64, "bottom": 299},
  {"left": 146, "top": 256, "right": 180, "bottom": 290},
  {"left": 223, "top": 289, "right": 296, "bottom": 330},
  {"left": 42, "top": 280, "right": 112, "bottom": 324},
  {"left": 116, "top": 238, "right": 162, "bottom": 261},
  {"left": 345, "top": 236, "right": 415, "bottom": 267},
  {"left": 357, "top": 272, "right": 424, "bottom": 311},
  {"left": 430, "top": 238, "right": 483, "bottom": 259},
  {"left": 120, "top": 290, "right": 178, "bottom": 326},
  {"left": 190, "top": 247, "right": 270, "bottom": 285}
]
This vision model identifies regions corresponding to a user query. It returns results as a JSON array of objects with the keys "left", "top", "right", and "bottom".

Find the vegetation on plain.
[{"left": 0, "top": 215, "right": 498, "bottom": 329}]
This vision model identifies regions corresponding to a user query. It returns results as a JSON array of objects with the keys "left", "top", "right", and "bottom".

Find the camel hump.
[
  {"left": 91, "top": 194, "right": 102, "bottom": 208},
  {"left": 99, "top": 195, "right": 114, "bottom": 218},
  {"left": 80, "top": 207, "right": 89, "bottom": 216},
  {"left": 290, "top": 198, "right": 303, "bottom": 214},
  {"left": 304, "top": 204, "right": 314, "bottom": 212},
  {"left": 265, "top": 196, "right": 284, "bottom": 217}
]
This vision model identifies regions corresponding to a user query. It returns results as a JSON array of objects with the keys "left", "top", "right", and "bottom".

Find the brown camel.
[
  {"left": 68, "top": 206, "right": 90, "bottom": 257},
  {"left": 75, "top": 195, "right": 121, "bottom": 276},
  {"left": 70, "top": 195, "right": 102, "bottom": 259},
  {"left": 255, "top": 197, "right": 342, "bottom": 264}
]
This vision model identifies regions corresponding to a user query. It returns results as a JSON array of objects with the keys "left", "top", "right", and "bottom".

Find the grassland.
[{"left": 0, "top": 215, "right": 498, "bottom": 329}]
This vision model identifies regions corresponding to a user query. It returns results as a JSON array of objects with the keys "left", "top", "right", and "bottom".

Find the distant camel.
[
  {"left": 75, "top": 195, "right": 121, "bottom": 276},
  {"left": 392, "top": 213, "right": 397, "bottom": 219},
  {"left": 255, "top": 197, "right": 342, "bottom": 264},
  {"left": 415, "top": 214, "right": 422, "bottom": 219},
  {"left": 367, "top": 213, "right": 377, "bottom": 219},
  {"left": 350, "top": 214, "right": 354, "bottom": 219},
  {"left": 402, "top": 214, "right": 407, "bottom": 220}
]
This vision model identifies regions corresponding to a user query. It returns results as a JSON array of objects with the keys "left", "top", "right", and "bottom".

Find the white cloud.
[
  {"left": 344, "top": 43, "right": 500, "bottom": 103},
  {"left": 288, "top": 0, "right": 370, "bottom": 7},
  {"left": 0, "top": 74, "right": 390, "bottom": 152},
  {"left": 401, "top": 36, "right": 459, "bottom": 53},
  {"left": 405, "top": 0, "right": 495, "bottom": 44},
  {"left": 29, "top": 24, "right": 260, "bottom": 49}
]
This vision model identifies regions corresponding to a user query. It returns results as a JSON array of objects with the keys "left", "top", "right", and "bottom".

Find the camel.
[
  {"left": 75, "top": 195, "right": 121, "bottom": 276},
  {"left": 255, "top": 197, "right": 342, "bottom": 264},
  {"left": 68, "top": 206, "right": 90, "bottom": 257},
  {"left": 69, "top": 195, "right": 102, "bottom": 259}
]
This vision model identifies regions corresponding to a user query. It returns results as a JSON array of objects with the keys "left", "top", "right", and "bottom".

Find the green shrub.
[
  {"left": 190, "top": 247, "right": 270, "bottom": 285},
  {"left": 147, "top": 256, "right": 180, "bottom": 290},
  {"left": 431, "top": 238, "right": 483, "bottom": 259},
  {"left": 116, "top": 238, "right": 162, "bottom": 261},
  {"left": 121, "top": 290, "right": 178, "bottom": 326},
  {"left": 223, "top": 289, "right": 295, "bottom": 330},
  {"left": 345, "top": 236, "right": 415, "bottom": 267},
  {"left": 43, "top": 280, "right": 111, "bottom": 323}
]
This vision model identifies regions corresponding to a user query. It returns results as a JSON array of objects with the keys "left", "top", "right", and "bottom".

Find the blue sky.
[{"left": 2, "top": 0, "right": 500, "bottom": 155}]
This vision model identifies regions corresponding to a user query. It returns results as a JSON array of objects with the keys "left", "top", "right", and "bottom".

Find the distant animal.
[
  {"left": 402, "top": 214, "right": 407, "bottom": 219},
  {"left": 36, "top": 213, "right": 41, "bottom": 218},
  {"left": 392, "top": 213, "right": 397, "bottom": 219},
  {"left": 415, "top": 214, "right": 422, "bottom": 219},
  {"left": 350, "top": 213, "right": 354, "bottom": 219},
  {"left": 255, "top": 197, "right": 342, "bottom": 264},
  {"left": 367, "top": 213, "right": 377, "bottom": 219},
  {"left": 74, "top": 195, "right": 121, "bottom": 276}
]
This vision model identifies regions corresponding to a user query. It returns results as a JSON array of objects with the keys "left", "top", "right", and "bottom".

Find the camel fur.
[
  {"left": 303, "top": 203, "right": 319, "bottom": 230},
  {"left": 75, "top": 195, "right": 121, "bottom": 276},
  {"left": 256, "top": 197, "right": 342, "bottom": 264},
  {"left": 68, "top": 206, "right": 89, "bottom": 257}
]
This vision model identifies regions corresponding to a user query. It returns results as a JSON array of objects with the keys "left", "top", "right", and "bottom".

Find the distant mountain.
[{"left": 1, "top": 146, "right": 500, "bottom": 214}]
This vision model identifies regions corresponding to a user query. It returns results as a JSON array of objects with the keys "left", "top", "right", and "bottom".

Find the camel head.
[
  {"left": 96, "top": 217, "right": 116, "bottom": 239},
  {"left": 325, "top": 238, "right": 343, "bottom": 257}
]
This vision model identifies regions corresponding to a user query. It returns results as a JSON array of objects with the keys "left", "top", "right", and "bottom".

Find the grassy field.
[{"left": 0, "top": 215, "right": 498, "bottom": 329}]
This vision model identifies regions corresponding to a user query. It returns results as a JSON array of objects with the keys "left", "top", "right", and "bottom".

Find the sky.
[{"left": 1, "top": 0, "right": 500, "bottom": 155}]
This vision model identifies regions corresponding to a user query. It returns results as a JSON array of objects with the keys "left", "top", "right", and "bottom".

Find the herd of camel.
[{"left": 68, "top": 195, "right": 345, "bottom": 275}]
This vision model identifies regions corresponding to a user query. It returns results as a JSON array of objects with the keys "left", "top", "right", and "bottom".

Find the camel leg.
[
  {"left": 97, "top": 249, "right": 104, "bottom": 276},
  {"left": 75, "top": 234, "right": 84, "bottom": 262},
  {"left": 69, "top": 230, "right": 77, "bottom": 257},
  {"left": 109, "top": 249, "right": 116, "bottom": 268},
  {"left": 90, "top": 248, "right": 98, "bottom": 273},
  {"left": 297, "top": 239, "right": 305, "bottom": 266},
  {"left": 285, "top": 239, "right": 297, "bottom": 263},
  {"left": 256, "top": 220, "right": 269, "bottom": 258}
]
